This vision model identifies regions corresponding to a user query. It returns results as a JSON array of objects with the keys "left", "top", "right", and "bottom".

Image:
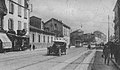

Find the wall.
[
  {"left": 63, "top": 26, "right": 70, "bottom": 48},
  {"left": 45, "top": 18, "right": 63, "bottom": 36},
  {"left": 4, "top": 0, "right": 29, "bottom": 35},
  {"left": 30, "top": 32, "right": 54, "bottom": 48}
]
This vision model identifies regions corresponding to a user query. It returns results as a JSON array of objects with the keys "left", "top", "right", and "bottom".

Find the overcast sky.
[{"left": 30, "top": 0, "right": 117, "bottom": 36}]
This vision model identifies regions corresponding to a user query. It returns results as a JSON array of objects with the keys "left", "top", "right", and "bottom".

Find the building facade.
[
  {"left": 70, "top": 29, "right": 84, "bottom": 46},
  {"left": 113, "top": 0, "right": 120, "bottom": 43},
  {"left": 4, "top": 0, "right": 29, "bottom": 34},
  {"left": 30, "top": 16, "right": 55, "bottom": 49},
  {"left": 0, "top": 0, "right": 30, "bottom": 51},
  {"left": 44, "top": 18, "right": 71, "bottom": 48}
]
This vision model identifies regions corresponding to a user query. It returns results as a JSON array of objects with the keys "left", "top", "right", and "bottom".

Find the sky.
[{"left": 30, "top": 0, "right": 117, "bottom": 37}]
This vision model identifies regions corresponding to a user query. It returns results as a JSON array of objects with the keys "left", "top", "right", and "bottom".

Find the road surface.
[{"left": 0, "top": 47, "right": 118, "bottom": 70}]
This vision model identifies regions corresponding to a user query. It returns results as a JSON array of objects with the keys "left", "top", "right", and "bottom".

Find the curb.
[{"left": 110, "top": 58, "right": 120, "bottom": 70}]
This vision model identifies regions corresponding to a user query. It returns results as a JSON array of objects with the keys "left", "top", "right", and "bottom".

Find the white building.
[
  {"left": 30, "top": 16, "right": 55, "bottom": 49},
  {"left": 4, "top": 0, "right": 29, "bottom": 35},
  {"left": 0, "top": 0, "right": 30, "bottom": 51}
]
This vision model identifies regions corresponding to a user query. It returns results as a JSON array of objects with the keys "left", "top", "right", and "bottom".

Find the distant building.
[
  {"left": 113, "top": 0, "right": 120, "bottom": 43},
  {"left": 93, "top": 31, "right": 106, "bottom": 42},
  {"left": 30, "top": 16, "right": 55, "bottom": 49},
  {"left": 0, "top": 0, "right": 30, "bottom": 51},
  {"left": 44, "top": 18, "right": 71, "bottom": 48},
  {"left": 70, "top": 29, "right": 84, "bottom": 46},
  {"left": 83, "top": 33, "right": 95, "bottom": 43}
]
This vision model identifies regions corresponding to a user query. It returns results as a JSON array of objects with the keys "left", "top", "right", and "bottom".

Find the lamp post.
[{"left": 108, "top": 15, "right": 110, "bottom": 42}]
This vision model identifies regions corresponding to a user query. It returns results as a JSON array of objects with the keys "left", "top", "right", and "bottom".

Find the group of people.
[
  {"left": 102, "top": 41, "right": 120, "bottom": 65},
  {"left": 29, "top": 44, "right": 36, "bottom": 51}
]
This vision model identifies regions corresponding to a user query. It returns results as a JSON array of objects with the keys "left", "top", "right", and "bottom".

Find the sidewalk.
[
  {"left": 110, "top": 58, "right": 120, "bottom": 70},
  {"left": 90, "top": 50, "right": 119, "bottom": 70},
  {"left": 0, "top": 48, "right": 47, "bottom": 59}
]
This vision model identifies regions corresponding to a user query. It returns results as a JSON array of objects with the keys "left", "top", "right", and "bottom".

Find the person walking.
[
  {"left": 103, "top": 44, "right": 110, "bottom": 65},
  {"left": 109, "top": 42, "right": 114, "bottom": 59},
  {"left": 29, "top": 44, "right": 31, "bottom": 51},
  {"left": 87, "top": 44, "right": 91, "bottom": 49},
  {"left": 33, "top": 45, "right": 35, "bottom": 50}
]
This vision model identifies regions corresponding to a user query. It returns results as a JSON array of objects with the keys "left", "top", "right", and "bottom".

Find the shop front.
[{"left": 7, "top": 29, "right": 29, "bottom": 51}]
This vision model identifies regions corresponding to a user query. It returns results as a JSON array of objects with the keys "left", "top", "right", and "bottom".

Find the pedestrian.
[
  {"left": 68, "top": 44, "right": 70, "bottom": 48},
  {"left": 103, "top": 44, "right": 110, "bottom": 65},
  {"left": 108, "top": 41, "right": 114, "bottom": 59},
  {"left": 29, "top": 44, "right": 31, "bottom": 51},
  {"left": 33, "top": 45, "right": 35, "bottom": 50},
  {"left": 114, "top": 42, "right": 119, "bottom": 63},
  {"left": 87, "top": 44, "right": 91, "bottom": 49}
]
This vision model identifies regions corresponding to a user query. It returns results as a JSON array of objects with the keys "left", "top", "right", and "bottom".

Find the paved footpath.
[
  {"left": 0, "top": 48, "right": 47, "bottom": 59},
  {"left": 90, "top": 50, "right": 119, "bottom": 70}
]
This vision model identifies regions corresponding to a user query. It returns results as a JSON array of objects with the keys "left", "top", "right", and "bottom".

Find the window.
[
  {"left": 9, "top": 1, "right": 14, "bottom": 14},
  {"left": 18, "top": 21, "right": 21, "bottom": 30},
  {"left": 43, "top": 35, "right": 45, "bottom": 43},
  {"left": 48, "top": 36, "right": 49, "bottom": 43},
  {"left": 8, "top": 19, "right": 14, "bottom": 30},
  {"left": 55, "top": 24, "right": 57, "bottom": 28},
  {"left": 32, "top": 34, "right": 34, "bottom": 42},
  {"left": 0, "top": 17, "right": 3, "bottom": 30},
  {"left": 18, "top": 0, "right": 22, "bottom": 17},
  {"left": 38, "top": 35, "right": 40, "bottom": 42},
  {"left": 24, "top": 9, "right": 27, "bottom": 19},
  {"left": 24, "top": 0, "right": 28, "bottom": 19},
  {"left": 51, "top": 37, "right": 53, "bottom": 42},
  {"left": 24, "top": 23, "right": 27, "bottom": 30}
]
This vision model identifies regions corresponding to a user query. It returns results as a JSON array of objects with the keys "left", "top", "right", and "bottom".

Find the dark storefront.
[{"left": 7, "top": 29, "right": 29, "bottom": 51}]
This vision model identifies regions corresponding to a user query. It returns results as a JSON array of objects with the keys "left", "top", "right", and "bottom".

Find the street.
[{"left": 0, "top": 47, "right": 118, "bottom": 70}]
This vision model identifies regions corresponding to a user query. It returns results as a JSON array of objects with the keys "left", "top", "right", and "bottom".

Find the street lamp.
[{"left": 108, "top": 15, "right": 110, "bottom": 42}]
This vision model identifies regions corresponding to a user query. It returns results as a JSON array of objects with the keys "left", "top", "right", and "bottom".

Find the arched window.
[{"left": 8, "top": 18, "right": 14, "bottom": 30}]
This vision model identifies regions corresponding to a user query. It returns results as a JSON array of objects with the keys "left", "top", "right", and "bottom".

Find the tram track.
[
  {"left": 62, "top": 51, "right": 92, "bottom": 70},
  {"left": 0, "top": 48, "right": 86, "bottom": 63},
  {"left": 15, "top": 48, "right": 87, "bottom": 70},
  {"left": 0, "top": 48, "right": 87, "bottom": 70},
  {"left": 16, "top": 49, "right": 88, "bottom": 70}
]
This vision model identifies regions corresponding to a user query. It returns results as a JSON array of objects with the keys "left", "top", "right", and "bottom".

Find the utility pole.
[{"left": 108, "top": 15, "right": 110, "bottom": 42}]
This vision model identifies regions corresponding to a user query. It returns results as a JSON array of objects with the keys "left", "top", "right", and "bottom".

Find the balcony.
[{"left": 17, "top": 29, "right": 26, "bottom": 36}]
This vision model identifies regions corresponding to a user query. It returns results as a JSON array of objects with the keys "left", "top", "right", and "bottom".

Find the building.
[
  {"left": 83, "top": 33, "right": 95, "bottom": 43},
  {"left": 113, "top": 0, "right": 120, "bottom": 43},
  {"left": 44, "top": 18, "right": 71, "bottom": 48},
  {"left": 30, "top": 16, "right": 55, "bottom": 49},
  {"left": 0, "top": 0, "right": 30, "bottom": 51},
  {"left": 70, "top": 29, "right": 84, "bottom": 46}
]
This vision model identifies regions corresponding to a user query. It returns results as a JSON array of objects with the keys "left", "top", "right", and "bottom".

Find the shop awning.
[{"left": 0, "top": 33, "right": 12, "bottom": 49}]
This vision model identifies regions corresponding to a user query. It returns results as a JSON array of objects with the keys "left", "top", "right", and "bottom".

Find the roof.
[
  {"left": 71, "top": 29, "right": 84, "bottom": 34},
  {"left": 30, "top": 16, "right": 42, "bottom": 29},
  {"left": 45, "top": 18, "right": 71, "bottom": 29},
  {"left": 30, "top": 25, "right": 55, "bottom": 35}
]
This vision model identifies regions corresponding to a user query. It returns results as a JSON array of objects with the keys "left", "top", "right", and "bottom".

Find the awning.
[{"left": 0, "top": 33, "right": 12, "bottom": 49}]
